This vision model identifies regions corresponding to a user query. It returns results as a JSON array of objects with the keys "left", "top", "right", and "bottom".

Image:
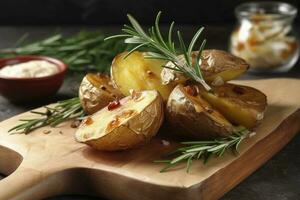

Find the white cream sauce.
[{"left": 0, "top": 60, "right": 59, "bottom": 78}]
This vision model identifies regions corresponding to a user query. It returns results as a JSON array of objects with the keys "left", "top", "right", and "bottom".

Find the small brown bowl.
[{"left": 0, "top": 56, "right": 67, "bottom": 102}]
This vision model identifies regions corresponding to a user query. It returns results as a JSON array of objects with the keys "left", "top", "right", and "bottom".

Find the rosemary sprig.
[
  {"left": 9, "top": 97, "right": 85, "bottom": 134},
  {"left": 105, "top": 11, "right": 212, "bottom": 91},
  {"left": 155, "top": 127, "right": 251, "bottom": 173},
  {"left": 0, "top": 31, "right": 132, "bottom": 73}
]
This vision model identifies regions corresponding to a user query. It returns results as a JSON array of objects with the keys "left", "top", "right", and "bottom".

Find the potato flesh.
[
  {"left": 205, "top": 69, "right": 247, "bottom": 83},
  {"left": 198, "top": 83, "right": 267, "bottom": 129},
  {"left": 75, "top": 90, "right": 158, "bottom": 142},
  {"left": 111, "top": 51, "right": 175, "bottom": 101}
]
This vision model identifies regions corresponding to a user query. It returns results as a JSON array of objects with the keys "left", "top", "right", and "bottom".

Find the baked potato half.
[
  {"left": 75, "top": 90, "right": 164, "bottom": 151},
  {"left": 166, "top": 84, "right": 233, "bottom": 139},
  {"left": 79, "top": 73, "right": 124, "bottom": 114},
  {"left": 198, "top": 83, "right": 267, "bottom": 129},
  {"left": 161, "top": 49, "right": 249, "bottom": 86},
  {"left": 111, "top": 51, "right": 176, "bottom": 101}
]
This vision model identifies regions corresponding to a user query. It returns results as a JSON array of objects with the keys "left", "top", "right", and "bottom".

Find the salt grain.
[{"left": 162, "top": 140, "right": 170, "bottom": 146}]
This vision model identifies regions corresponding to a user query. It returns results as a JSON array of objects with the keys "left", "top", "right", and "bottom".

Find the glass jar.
[{"left": 230, "top": 2, "right": 299, "bottom": 73}]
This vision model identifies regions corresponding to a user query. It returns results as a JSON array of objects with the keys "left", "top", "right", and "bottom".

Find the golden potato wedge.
[
  {"left": 79, "top": 73, "right": 124, "bottom": 114},
  {"left": 75, "top": 90, "right": 164, "bottom": 151},
  {"left": 166, "top": 84, "right": 233, "bottom": 139},
  {"left": 198, "top": 83, "right": 267, "bottom": 129},
  {"left": 161, "top": 49, "right": 249, "bottom": 86},
  {"left": 111, "top": 51, "right": 176, "bottom": 101}
]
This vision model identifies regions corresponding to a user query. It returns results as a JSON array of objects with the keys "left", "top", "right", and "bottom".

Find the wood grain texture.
[{"left": 0, "top": 78, "right": 299, "bottom": 200}]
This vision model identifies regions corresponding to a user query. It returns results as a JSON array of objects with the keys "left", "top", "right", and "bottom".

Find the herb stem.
[
  {"left": 156, "top": 127, "right": 251, "bottom": 172},
  {"left": 9, "top": 97, "right": 85, "bottom": 134},
  {"left": 106, "top": 11, "right": 211, "bottom": 91}
]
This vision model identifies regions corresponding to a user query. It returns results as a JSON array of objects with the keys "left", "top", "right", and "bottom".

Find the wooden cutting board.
[{"left": 0, "top": 78, "right": 300, "bottom": 200}]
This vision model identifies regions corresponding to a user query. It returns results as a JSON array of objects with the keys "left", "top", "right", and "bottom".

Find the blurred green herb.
[{"left": 0, "top": 31, "right": 132, "bottom": 73}]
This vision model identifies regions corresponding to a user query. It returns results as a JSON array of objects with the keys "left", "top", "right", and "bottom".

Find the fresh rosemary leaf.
[
  {"left": 155, "top": 127, "right": 251, "bottom": 173},
  {"left": 106, "top": 11, "right": 212, "bottom": 91},
  {"left": 9, "top": 97, "right": 85, "bottom": 134}
]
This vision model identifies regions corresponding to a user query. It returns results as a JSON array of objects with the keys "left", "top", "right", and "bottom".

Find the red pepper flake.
[
  {"left": 108, "top": 99, "right": 121, "bottom": 111},
  {"left": 130, "top": 90, "right": 143, "bottom": 101},
  {"left": 100, "top": 85, "right": 107, "bottom": 90},
  {"left": 84, "top": 117, "right": 94, "bottom": 125},
  {"left": 236, "top": 42, "right": 245, "bottom": 51},
  {"left": 106, "top": 118, "right": 120, "bottom": 132},
  {"left": 233, "top": 86, "right": 245, "bottom": 95},
  {"left": 204, "top": 107, "right": 214, "bottom": 114},
  {"left": 280, "top": 41, "right": 298, "bottom": 60},
  {"left": 119, "top": 110, "right": 136, "bottom": 118},
  {"left": 184, "top": 85, "right": 198, "bottom": 96},
  {"left": 247, "top": 36, "right": 258, "bottom": 47},
  {"left": 43, "top": 130, "right": 51, "bottom": 134},
  {"left": 71, "top": 119, "right": 81, "bottom": 128}
]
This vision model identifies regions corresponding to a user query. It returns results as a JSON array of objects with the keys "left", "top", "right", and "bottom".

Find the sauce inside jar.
[{"left": 230, "top": 2, "right": 299, "bottom": 72}]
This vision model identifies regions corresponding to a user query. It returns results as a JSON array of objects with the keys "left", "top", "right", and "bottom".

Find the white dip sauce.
[{"left": 0, "top": 60, "right": 59, "bottom": 78}]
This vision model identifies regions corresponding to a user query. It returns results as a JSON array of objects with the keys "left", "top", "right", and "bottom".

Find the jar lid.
[{"left": 235, "top": 2, "right": 297, "bottom": 21}]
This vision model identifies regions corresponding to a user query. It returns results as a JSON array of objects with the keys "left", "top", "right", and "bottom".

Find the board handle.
[{"left": 0, "top": 167, "right": 44, "bottom": 200}]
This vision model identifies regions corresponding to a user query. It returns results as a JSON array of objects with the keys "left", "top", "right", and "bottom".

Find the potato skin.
[
  {"left": 198, "top": 83, "right": 267, "bottom": 129},
  {"left": 79, "top": 73, "right": 124, "bottom": 114},
  {"left": 166, "top": 84, "right": 233, "bottom": 139},
  {"left": 77, "top": 90, "right": 164, "bottom": 151},
  {"left": 111, "top": 51, "right": 176, "bottom": 101},
  {"left": 161, "top": 49, "right": 249, "bottom": 86}
]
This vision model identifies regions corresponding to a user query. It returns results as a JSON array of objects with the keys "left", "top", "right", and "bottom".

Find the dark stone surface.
[{"left": 0, "top": 26, "right": 299, "bottom": 200}]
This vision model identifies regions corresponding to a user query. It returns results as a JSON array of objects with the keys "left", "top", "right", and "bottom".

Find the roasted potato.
[
  {"left": 79, "top": 73, "right": 124, "bottom": 114},
  {"left": 198, "top": 83, "right": 267, "bottom": 129},
  {"left": 166, "top": 84, "right": 233, "bottom": 139},
  {"left": 111, "top": 51, "right": 176, "bottom": 101},
  {"left": 75, "top": 90, "right": 164, "bottom": 151},
  {"left": 161, "top": 49, "right": 249, "bottom": 86}
]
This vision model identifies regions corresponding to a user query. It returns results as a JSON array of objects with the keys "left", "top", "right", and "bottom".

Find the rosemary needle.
[
  {"left": 9, "top": 97, "right": 85, "bottom": 134},
  {"left": 106, "top": 11, "right": 212, "bottom": 91},
  {"left": 155, "top": 127, "right": 251, "bottom": 173}
]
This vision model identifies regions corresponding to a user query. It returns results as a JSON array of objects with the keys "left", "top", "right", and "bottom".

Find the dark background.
[
  {"left": 0, "top": 1, "right": 300, "bottom": 200},
  {"left": 0, "top": 0, "right": 299, "bottom": 25}
]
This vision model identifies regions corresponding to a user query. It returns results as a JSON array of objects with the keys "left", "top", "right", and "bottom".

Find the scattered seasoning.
[
  {"left": 204, "top": 107, "right": 214, "bottom": 114},
  {"left": 100, "top": 85, "right": 107, "bottom": 90},
  {"left": 106, "top": 110, "right": 136, "bottom": 133},
  {"left": 108, "top": 99, "right": 121, "bottom": 111},
  {"left": 130, "top": 90, "right": 143, "bottom": 101},
  {"left": 236, "top": 42, "right": 245, "bottom": 52},
  {"left": 43, "top": 130, "right": 51, "bottom": 134},
  {"left": 106, "top": 118, "right": 120, "bottom": 132},
  {"left": 184, "top": 85, "right": 198, "bottom": 96},
  {"left": 59, "top": 131, "right": 63, "bottom": 134},
  {"left": 146, "top": 70, "right": 155, "bottom": 78},
  {"left": 71, "top": 119, "right": 81, "bottom": 128},
  {"left": 211, "top": 76, "right": 224, "bottom": 86},
  {"left": 249, "top": 132, "right": 257, "bottom": 138},
  {"left": 83, "top": 117, "right": 94, "bottom": 126},
  {"left": 233, "top": 86, "right": 245, "bottom": 95},
  {"left": 161, "top": 140, "right": 170, "bottom": 146},
  {"left": 119, "top": 110, "right": 136, "bottom": 118}
]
